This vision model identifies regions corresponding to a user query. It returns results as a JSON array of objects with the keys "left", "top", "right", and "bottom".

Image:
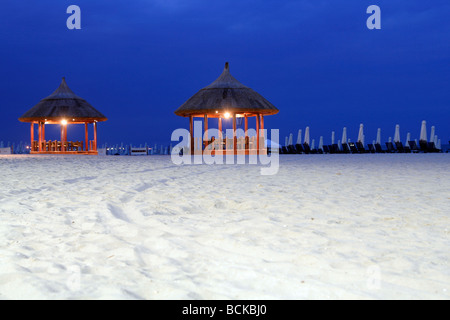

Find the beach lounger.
[
  {"left": 295, "top": 143, "right": 304, "bottom": 154},
  {"left": 341, "top": 143, "right": 350, "bottom": 154},
  {"left": 323, "top": 145, "right": 330, "bottom": 154},
  {"left": 374, "top": 143, "right": 384, "bottom": 153},
  {"left": 330, "top": 144, "right": 339, "bottom": 154},
  {"left": 427, "top": 142, "right": 438, "bottom": 153},
  {"left": 302, "top": 143, "right": 311, "bottom": 154},
  {"left": 408, "top": 141, "right": 419, "bottom": 153},
  {"left": 367, "top": 144, "right": 375, "bottom": 153},
  {"left": 419, "top": 140, "right": 428, "bottom": 152},
  {"left": 418, "top": 141, "right": 439, "bottom": 153},
  {"left": 287, "top": 145, "right": 296, "bottom": 154},
  {"left": 395, "top": 141, "right": 406, "bottom": 153},
  {"left": 385, "top": 142, "right": 395, "bottom": 153},
  {"left": 402, "top": 142, "right": 411, "bottom": 153},
  {"left": 349, "top": 142, "right": 358, "bottom": 153},
  {"left": 356, "top": 142, "right": 367, "bottom": 153}
]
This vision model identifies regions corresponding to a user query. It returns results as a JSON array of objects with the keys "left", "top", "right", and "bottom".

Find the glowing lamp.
[
  {"left": 61, "top": 119, "right": 68, "bottom": 125},
  {"left": 224, "top": 112, "right": 231, "bottom": 119}
]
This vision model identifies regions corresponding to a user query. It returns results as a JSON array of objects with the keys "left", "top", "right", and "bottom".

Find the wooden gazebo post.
[
  {"left": 38, "top": 121, "right": 42, "bottom": 152},
  {"left": 85, "top": 122, "right": 89, "bottom": 151},
  {"left": 42, "top": 122, "right": 45, "bottom": 149},
  {"left": 60, "top": 124, "right": 63, "bottom": 151},
  {"left": 218, "top": 117, "right": 222, "bottom": 150},
  {"left": 93, "top": 121, "right": 98, "bottom": 151},
  {"left": 256, "top": 113, "right": 260, "bottom": 154},
  {"left": 204, "top": 114, "right": 208, "bottom": 149},
  {"left": 233, "top": 113, "right": 237, "bottom": 151},
  {"left": 244, "top": 115, "right": 249, "bottom": 150},
  {"left": 30, "top": 123, "right": 34, "bottom": 150},
  {"left": 260, "top": 114, "right": 264, "bottom": 152},
  {"left": 189, "top": 115, "right": 194, "bottom": 155},
  {"left": 61, "top": 122, "right": 67, "bottom": 152}
]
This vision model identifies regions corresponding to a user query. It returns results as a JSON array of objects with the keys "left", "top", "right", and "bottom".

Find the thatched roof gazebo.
[
  {"left": 19, "top": 77, "right": 107, "bottom": 154},
  {"left": 175, "top": 62, "right": 279, "bottom": 155}
]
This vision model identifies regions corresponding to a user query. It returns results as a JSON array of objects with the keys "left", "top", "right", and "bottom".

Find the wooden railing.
[
  {"left": 31, "top": 140, "right": 96, "bottom": 152},
  {"left": 185, "top": 136, "right": 267, "bottom": 155}
]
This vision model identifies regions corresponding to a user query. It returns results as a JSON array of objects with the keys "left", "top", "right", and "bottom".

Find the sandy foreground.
[{"left": 0, "top": 154, "right": 448, "bottom": 299}]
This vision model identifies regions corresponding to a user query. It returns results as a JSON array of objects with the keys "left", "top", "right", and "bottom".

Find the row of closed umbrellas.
[{"left": 285, "top": 120, "right": 442, "bottom": 151}]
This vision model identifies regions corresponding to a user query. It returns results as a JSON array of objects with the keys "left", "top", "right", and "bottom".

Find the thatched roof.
[
  {"left": 174, "top": 62, "right": 279, "bottom": 117},
  {"left": 19, "top": 78, "right": 107, "bottom": 123}
]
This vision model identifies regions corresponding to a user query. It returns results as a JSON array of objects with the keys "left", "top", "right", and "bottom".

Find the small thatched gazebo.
[
  {"left": 175, "top": 62, "right": 279, "bottom": 155},
  {"left": 19, "top": 77, "right": 107, "bottom": 154}
]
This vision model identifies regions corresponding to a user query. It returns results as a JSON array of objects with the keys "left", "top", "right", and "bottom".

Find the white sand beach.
[{"left": 0, "top": 154, "right": 449, "bottom": 299}]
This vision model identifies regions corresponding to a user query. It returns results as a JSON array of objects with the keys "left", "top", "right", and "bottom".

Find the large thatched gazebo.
[
  {"left": 175, "top": 62, "right": 279, "bottom": 155},
  {"left": 19, "top": 77, "right": 107, "bottom": 155}
]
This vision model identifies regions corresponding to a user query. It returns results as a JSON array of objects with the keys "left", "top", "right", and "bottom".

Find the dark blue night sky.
[{"left": 0, "top": 0, "right": 449, "bottom": 147}]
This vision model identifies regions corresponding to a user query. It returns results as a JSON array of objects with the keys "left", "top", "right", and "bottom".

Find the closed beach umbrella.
[
  {"left": 288, "top": 133, "right": 293, "bottom": 146},
  {"left": 331, "top": 131, "right": 335, "bottom": 145},
  {"left": 437, "top": 139, "right": 441, "bottom": 150},
  {"left": 429, "top": 126, "right": 435, "bottom": 143},
  {"left": 338, "top": 139, "right": 342, "bottom": 151},
  {"left": 311, "top": 139, "right": 315, "bottom": 150},
  {"left": 318, "top": 136, "right": 323, "bottom": 150},
  {"left": 420, "top": 120, "right": 427, "bottom": 142},
  {"left": 296, "top": 129, "right": 302, "bottom": 145},
  {"left": 376, "top": 128, "right": 381, "bottom": 145},
  {"left": 405, "top": 132, "right": 411, "bottom": 147},
  {"left": 394, "top": 124, "right": 400, "bottom": 143},
  {"left": 341, "top": 127, "right": 347, "bottom": 144},
  {"left": 357, "top": 123, "right": 364, "bottom": 144},
  {"left": 304, "top": 127, "right": 310, "bottom": 145},
  {"left": 285, "top": 136, "right": 288, "bottom": 147}
]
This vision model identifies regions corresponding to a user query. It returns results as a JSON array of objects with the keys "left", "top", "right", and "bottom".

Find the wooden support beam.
[
  {"left": 85, "top": 122, "right": 89, "bottom": 151},
  {"left": 244, "top": 115, "right": 248, "bottom": 150},
  {"left": 93, "top": 122, "right": 98, "bottom": 151},
  {"left": 233, "top": 114, "right": 237, "bottom": 151},
  {"left": 204, "top": 114, "right": 208, "bottom": 149},
  {"left": 60, "top": 124, "right": 64, "bottom": 151},
  {"left": 30, "top": 123, "right": 34, "bottom": 151},
  {"left": 260, "top": 114, "right": 264, "bottom": 152},
  {"left": 62, "top": 124, "right": 67, "bottom": 151},
  {"left": 38, "top": 122, "right": 42, "bottom": 152},
  {"left": 256, "top": 114, "right": 260, "bottom": 154},
  {"left": 42, "top": 123, "right": 46, "bottom": 144},
  {"left": 189, "top": 115, "right": 194, "bottom": 155},
  {"left": 218, "top": 117, "right": 222, "bottom": 150}
]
